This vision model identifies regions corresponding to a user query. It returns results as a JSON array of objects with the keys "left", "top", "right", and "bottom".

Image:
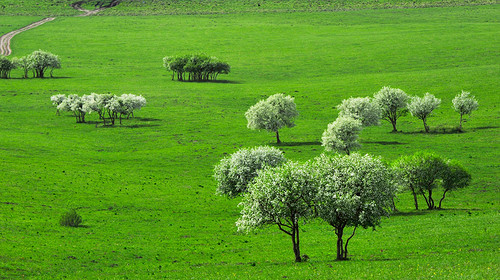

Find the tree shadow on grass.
[
  {"left": 275, "top": 141, "right": 322, "bottom": 147},
  {"left": 179, "top": 79, "right": 242, "bottom": 84},
  {"left": 390, "top": 211, "right": 427, "bottom": 217},
  {"left": 363, "top": 141, "right": 406, "bottom": 145},
  {"left": 472, "top": 126, "right": 499, "bottom": 131},
  {"left": 134, "top": 117, "right": 162, "bottom": 122}
]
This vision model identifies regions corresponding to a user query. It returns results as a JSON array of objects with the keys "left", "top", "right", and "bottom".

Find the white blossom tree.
[
  {"left": 50, "top": 94, "right": 66, "bottom": 115},
  {"left": 28, "top": 50, "right": 60, "bottom": 78},
  {"left": 337, "top": 97, "right": 381, "bottom": 127},
  {"left": 452, "top": 91, "right": 479, "bottom": 131},
  {"left": 57, "top": 94, "right": 86, "bottom": 123},
  {"left": 407, "top": 93, "right": 441, "bottom": 132},
  {"left": 245, "top": 93, "right": 299, "bottom": 144},
  {"left": 373, "top": 86, "right": 409, "bottom": 132},
  {"left": 214, "top": 146, "right": 287, "bottom": 198},
  {"left": 311, "top": 153, "right": 396, "bottom": 260},
  {"left": 321, "top": 117, "right": 362, "bottom": 155},
  {"left": 237, "top": 161, "right": 316, "bottom": 262}
]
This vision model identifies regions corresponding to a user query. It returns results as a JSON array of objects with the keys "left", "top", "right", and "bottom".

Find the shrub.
[{"left": 60, "top": 209, "right": 83, "bottom": 227}]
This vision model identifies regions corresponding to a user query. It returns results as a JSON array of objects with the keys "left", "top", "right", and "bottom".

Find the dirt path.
[
  {"left": 0, "top": 1, "right": 120, "bottom": 56},
  {"left": 0, "top": 17, "right": 56, "bottom": 56}
]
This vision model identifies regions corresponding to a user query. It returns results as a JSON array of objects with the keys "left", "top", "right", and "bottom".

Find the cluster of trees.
[
  {"left": 163, "top": 54, "right": 230, "bottom": 82},
  {"left": 51, "top": 93, "right": 146, "bottom": 125},
  {"left": 214, "top": 147, "right": 471, "bottom": 262},
  {"left": 245, "top": 89, "right": 478, "bottom": 146},
  {"left": 321, "top": 87, "right": 479, "bottom": 154},
  {"left": 0, "top": 50, "right": 60, "bottom": 79}
]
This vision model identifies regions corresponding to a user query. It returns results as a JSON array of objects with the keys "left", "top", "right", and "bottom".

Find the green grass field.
[{"left": 0, "top": 3, "right": 499, "bottom": 279}]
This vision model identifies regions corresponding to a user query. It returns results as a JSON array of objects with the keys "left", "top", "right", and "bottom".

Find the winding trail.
[
  {"left": 0, "top": 1, "right": 120, "bottom": 56},
  {"left": 0, "top": 17, "right": 56, "bottom": 56}
]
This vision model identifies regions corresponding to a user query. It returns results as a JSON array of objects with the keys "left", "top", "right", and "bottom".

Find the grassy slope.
[
  {"left": 0, "top": 17, "right": 46, "bottom": 35},
  {"left": 0, "top": 4, "right": 499, "bottom": 279},
  {"left": 0, "top": 0, "right": 495, "bottom": 15}
]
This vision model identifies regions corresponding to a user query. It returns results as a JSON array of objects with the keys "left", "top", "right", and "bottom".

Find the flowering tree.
[
  {"left": 214, "top": 146, "right": 287, "bottom": 198},
  {"left": 52, "top": 93, "right": 146, "bottom": 125},
  {"left": 321, "top": 117, "right": 362, "bottom": 155},
  {"left": 50, "top": 94, "right": 66, "bottom": 115},
  {"left": 237, "top": 161, "right": 316, "bottom": 262},
  {"left": 392, "top": 152, "right": 448, "bottom": 210},
  {"left": 245, "top": 93, "right": 299, "bottom": 144},
  {"left": 407, "top": 93, "right": 441, "bottom": 132},
  {"left": 373, "top": 86, "right": 409, "bottom": 132},
  {"left": 28, "top": 50, "right": 60, "bottom": 78},
  {"left": 337, "top": 97, "right": 381, "bottom": 127},
  {"left": 311, "top": 153, "right": 396, "bottom": 260},
  {"left": 57, "top": 94, "right": 86, "bottom": 123},
  {"left": 452, "top": 91, "right": 479, "bottom": 131}
]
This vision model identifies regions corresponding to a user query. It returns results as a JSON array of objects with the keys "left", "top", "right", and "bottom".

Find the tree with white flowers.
[
  {"left": 245, "top": 93, "right": 299, "bottom": 144},
  {"left": 237, "top": 161, "right": 316, "bottom": 262},
  {"left": 50, "top": 94, "right": 66, "bottom": 115},
  {"left": 214, "top": 146, "right": 287, "bottom": 198},
  {"left": 57, "top": 94, "right": 86, "bottom": 123},
  {"left": 452, "top": 91, "right": 478, "bottom": 131},
  {"left": 373, "top": 86, "right": 409, "bottom": 132},
  {"left": 321, "top": 117, "right": 362, "bottom": 155},
  {"left": 28, "top": 50, "right": 60, "bottom": 78},
  {"left": 407, "top": 93, "right": 441, "bottom": 133},
  {"left": 311, "top": 153, "right": 396, "bottom": 260},
  {"left": 337, "top": 97, "right": 381, "bottom": 127}
]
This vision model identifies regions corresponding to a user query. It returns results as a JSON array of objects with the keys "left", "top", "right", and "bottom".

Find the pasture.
[{"left": 0, "top": 2, "right": 499, "bottom": 279}]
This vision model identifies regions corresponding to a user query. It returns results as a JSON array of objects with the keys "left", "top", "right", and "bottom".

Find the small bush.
[{"left": 60, "top": 209, "right": 83, "bottom": 227}]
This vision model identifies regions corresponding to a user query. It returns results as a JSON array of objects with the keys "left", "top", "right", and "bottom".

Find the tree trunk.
[
  {"left": 411, "top": 188, "right": 419, "bottom": 210},
  {"left": 292, "top": 226, "right": 301, "bottom": 262},
  {"left": 459, "top": 114, "right": 463, "bottom": 131},
  {"left": 391, "top": 120, "right": 398, "bottom": 132},
  {"left": 335, "top": 226, "right": 346, "bottom": 261},
  {"left": 428, "top": 189, "right": 435, "bottom": 209},
  {"left": 423, "top": 118, "right": 429, "bottom": 133},
  {"left": 276, "top": 130, "right": 281, "bottom": 144},
  {"left": 438, "top": 189, "right": 449, "bottom": 209}
]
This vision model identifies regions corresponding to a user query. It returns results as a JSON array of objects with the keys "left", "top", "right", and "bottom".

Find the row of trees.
[
  {"left": 321, "top": 88, "right": 479, "bottom": 155},
  {"left": 245, "top": 89, "right": 479, "bottom": 145},
  {"left": 214, "top": 147, "right": 471, "bottom": 262},
  {"left": 0, "top": 50, "right": 61, "bottom": 79},
  {"left": 163, "top": 54, "right": 230, "bottom": 81},
  {"left": 51, "top": 93, "right": 146, "bottom": 125}
]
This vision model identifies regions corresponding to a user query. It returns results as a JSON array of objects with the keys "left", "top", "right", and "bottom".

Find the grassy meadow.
[{"left": 0, "top": 3, "right": 499, "bottom": 279}]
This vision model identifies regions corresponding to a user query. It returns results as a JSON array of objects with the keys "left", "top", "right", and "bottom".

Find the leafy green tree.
[
  {"left": 311, "top": 153, "right": 396, "bottom": 260},
  {"left": 321, "top": 117, "right": 362, "bottom": 155},
  {"left": 439, "top": 160, "right": 471, "bottom": 209},
  {"left": 0, "top": 56, "right": 16, "bottom": 79},
  {"left": 12, "top": 56, "right": 31, "bottom": 78},
  {"left": 393, "top": 152, "right": 448, "bottom": 210},
  {"left": 245, "top": 93, "right": 299, "bottom": 144},
  {"left": 407, "top": 93, "right": 441, "bottom": 132},
  {"left": 373, "top": 86, "right": 409, "bottom": 132},
  {"left": 237, "top": 161, "right": 316, "bottom": 262},
  {"left": 337, "top": 97, "right": 381, "bottom": 127},
  {"left": 214, "top": 146, "right": 287, "bottom": 198},
  {"left": 452, "top": 91, "right": 479, "bottom": 131}
]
